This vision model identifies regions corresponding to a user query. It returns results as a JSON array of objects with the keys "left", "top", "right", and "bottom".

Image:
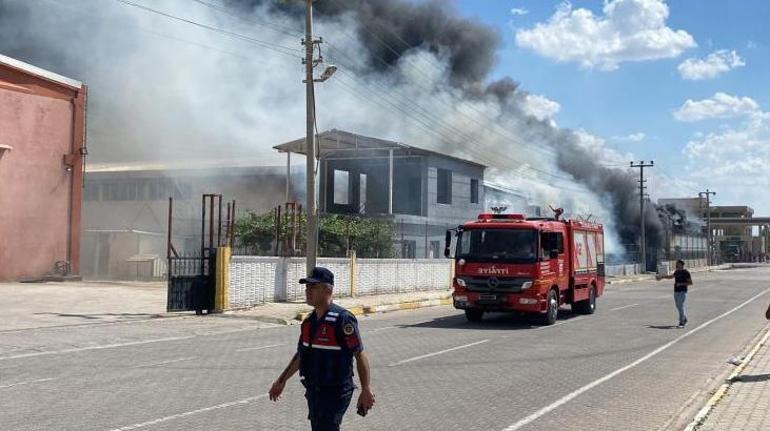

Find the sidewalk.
[
  {"left": 691, "top": 324, "right": 770, "bottom": 431},
  {"left": 224, "top": 270, "right": 685, "bottom": 324},
  {"left": 1, "top": 280, "right": 168, "bottom": 331},
  {"left": 223, "top": 290, "right": 452, "bottom": 325},
  {"left": 605, "top": 264, "right": 729, "bottom": 285}
]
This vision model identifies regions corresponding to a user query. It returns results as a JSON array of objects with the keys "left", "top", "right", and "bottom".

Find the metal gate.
[{"left": 166, "top": 194, "right": 235, "bottom": 313}]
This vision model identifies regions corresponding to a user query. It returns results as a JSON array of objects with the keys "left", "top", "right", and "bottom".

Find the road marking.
[
  {"left": 107, "top": 394, "right": 269, "bottom": 430},
  {"left": 610, "top": 304, "right": 639, "bottom": 312},
  {"left": 0, "top": 336, "right": 196, "bottom": 362},
  {"left": 388, "top": 339, "right": 489, "bottom": 366},
  {"left": 0, "top": 377, "right": 56, "bottom": 389},
  {"left": 236, "top": 343, "right": 284, "bottom": 352},
  {"left": 370, "top": 326, "right": 396, "bottom": 333},
  {"left": 501, "top": 288, "right": 770, "bottom": 431},
  {"left": 131, "top": 356, "right": 197, "bottom": 368}
]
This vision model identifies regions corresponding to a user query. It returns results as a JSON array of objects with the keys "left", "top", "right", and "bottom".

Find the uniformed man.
[{"left": 269, "top": 267, "right": 375, "bottom": 430}]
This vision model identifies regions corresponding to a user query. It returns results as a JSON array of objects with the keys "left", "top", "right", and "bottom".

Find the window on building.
[
  {"left": 470, "top": 178, "right": 479, "bottom": 204},
  {"left": 437, "top": 168, "right": 452, "bottom": 204},
  {"left": 333, "top": 170, "right": 350, "bottom": 205},
  {"left": 359, "top": 173, "right": 367, "bottom": 214}
]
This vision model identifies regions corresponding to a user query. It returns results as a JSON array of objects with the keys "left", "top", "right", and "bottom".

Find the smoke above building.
[{"left": 0, "top": 0, "right": 679, "bottom": 255}]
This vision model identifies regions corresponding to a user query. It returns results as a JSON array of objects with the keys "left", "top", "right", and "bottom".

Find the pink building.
[{"left": 0, "top": 54, "right": 87, "bottom": 281}]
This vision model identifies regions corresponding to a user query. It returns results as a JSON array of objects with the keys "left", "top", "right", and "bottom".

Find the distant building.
[
  {"left": 275, "top": 129, "right": 526, "bottom": 259},
  {"left": 0, "top": 54, "right": 87, "bottom": 281},
  {"left": 82, "top": 129, "right": 529, "bottom": 279},
  {"left": 81, "top": 159, "right": 300, "bottom": 279}
]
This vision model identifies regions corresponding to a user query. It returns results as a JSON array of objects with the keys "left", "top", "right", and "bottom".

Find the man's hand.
[
  {"left": 357, "top": 387, "right": 375, "bottom": 413},
  {"left": 269, "top": 380, "right": 286, "bottom": 401}
]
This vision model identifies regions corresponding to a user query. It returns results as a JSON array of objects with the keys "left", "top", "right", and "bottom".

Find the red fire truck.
[{"left": 444, "top": 212, "right": 605, "bottom": 325}]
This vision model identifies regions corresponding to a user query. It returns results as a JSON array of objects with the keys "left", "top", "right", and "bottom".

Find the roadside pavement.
[
  {"left": 692, "top": 322, "right": 770, "bottom": 431},
  {"left": 0, "top": 280, "right": 168, "bottom": 331},
  {"left": 1, "top": 265, "right": 731, "bottom": 331}
]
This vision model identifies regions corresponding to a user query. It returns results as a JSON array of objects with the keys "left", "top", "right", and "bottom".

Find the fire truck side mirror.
[{"left": 444, "top": 230, "right": 452, "bottom": 258}]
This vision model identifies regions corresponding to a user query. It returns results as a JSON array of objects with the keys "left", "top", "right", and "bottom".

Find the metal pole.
[
  {"left": 167, "top": 197, "right": 173, "bottom": 259},
  {"left": 388, "top": 149, "right": 394, "bottom": 215},
  {"left": 630, "top": 161, "right": 653, "bottom": 272},
  {"left": 230, "top": 200, "right": 236, "bottom": 248},
  {"left": 217, "top": 194, "right": 223, "bottom": 247},
  {"left": 305, "top": 0, "right": 317, "bottom": 274},
  {"left": 700, "top": 189, "right": 716, "bottom": 265},
  {"left": 286, "top": 151, "right": 291, "bottom": 203},
  {"left": 200, "top": 194, "right": 206, "bottom": 257}
]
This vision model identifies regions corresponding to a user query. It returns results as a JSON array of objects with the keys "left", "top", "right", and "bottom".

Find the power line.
[
  {"left": 81, "top": 0, "right": 624, "bottom": 196},
  {"left": 184, "top": 0, "right": 630, "bottom": 185},
  {"left": 113, "top": 0, "right": 302, "bottom": 58}
]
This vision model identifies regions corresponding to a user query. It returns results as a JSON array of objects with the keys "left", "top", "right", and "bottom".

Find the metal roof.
[
  {"left": 0, "top": 53, "right": 82, "bottom": 90},
  {"left": 87, "top": 158, "right": 288, "bottom": 174},
  {"left": 274, "top": 129, "right": 486, "bottom": 168}
]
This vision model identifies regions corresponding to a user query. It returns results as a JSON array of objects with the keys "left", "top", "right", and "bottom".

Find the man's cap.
[{"left": 299, "top": 267, "right": 334, "bottom": 286}]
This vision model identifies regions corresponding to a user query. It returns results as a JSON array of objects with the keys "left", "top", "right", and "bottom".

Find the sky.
[{"left": 455, "top": 0, "right": 770, "bottom": 214}]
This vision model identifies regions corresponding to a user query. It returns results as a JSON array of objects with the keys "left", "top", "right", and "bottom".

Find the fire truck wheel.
[
  {"left": 573, "top": 286, "right": 597, "bottom": 315},
  {"left": 540, "top": 290, "right": 559, "bottom": 326},
  {"left": 465, "top": 309, "right": 484, "bottom": 322}
]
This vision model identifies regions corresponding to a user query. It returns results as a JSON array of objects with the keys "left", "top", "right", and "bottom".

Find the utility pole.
[
  {"left": 302, "top": 0, "right": 337, "bottom": 275},
  {"left": 630, "top": 161, "right": 654, "bottom": 272},
  {"left": 304, "top": 0, "right": 317, "bottom": 275},
  {"left": 699, "top": 189, "right": 716, "bottom": 265}
]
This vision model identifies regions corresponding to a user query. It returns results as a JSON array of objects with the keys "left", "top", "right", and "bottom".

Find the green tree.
[{"left": 235, "top": 210, "right": 395, "bottom": 258}]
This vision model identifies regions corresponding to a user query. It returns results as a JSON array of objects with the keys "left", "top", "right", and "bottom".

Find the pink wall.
[{"left": 0, "top": 88, "right": 74, "bottom": 280}]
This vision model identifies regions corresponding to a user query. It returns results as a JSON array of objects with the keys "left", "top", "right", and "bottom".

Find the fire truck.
[{"left": 444, "top": 211, "right": 605, "bottom": 325}]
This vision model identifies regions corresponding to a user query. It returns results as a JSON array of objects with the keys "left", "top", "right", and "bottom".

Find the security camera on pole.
[{"left": 303, "top": 0, "right": 337, "bottom": 276}]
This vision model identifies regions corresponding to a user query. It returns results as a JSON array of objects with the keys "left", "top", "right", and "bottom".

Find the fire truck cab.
[{"left": 445, "top": 212, "right": 605, "bottom": 325}]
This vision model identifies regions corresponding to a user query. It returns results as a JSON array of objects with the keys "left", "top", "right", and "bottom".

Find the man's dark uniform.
[{"left": 298, "top": 269, "right": 363, "bottom": 431}]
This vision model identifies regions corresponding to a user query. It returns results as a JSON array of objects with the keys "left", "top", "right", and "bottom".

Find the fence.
[{"left": 229, "top": 256, "right": 452, "bottom": 309}]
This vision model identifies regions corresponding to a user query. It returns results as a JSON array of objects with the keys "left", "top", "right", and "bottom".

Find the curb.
[
  {"left": 606, "top": 276, "right": 655, "bottom": 285},
  {"left": 295, "top": 297, "right": 452, "bottom": 322},
  {"left": 684, "top": 324, "right": 770, "bottom": 431}
]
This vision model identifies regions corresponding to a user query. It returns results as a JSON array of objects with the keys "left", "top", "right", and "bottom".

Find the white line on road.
[
  {"left": 388, "top": 339, "right": 489, "bottom": 366},
  {"left": 236, "top": 343, "right": 284, "bottom": 352},
  {"left": 0, "top": 336, "right": 196, "bottom": 362},
  {"left": 610, "top": 304, "right": 639, "bottom": 312},
  {"left": 107, "top": 394, "right": 269, "bottom": 430},
  {"left": 0, "top": 377, "right": 57, "bottom": 389},
  {"left": 501, "top": 288, "right": 770, "bottom": 431},
  {"left": 131, "top": 356, "right": 197, "bottom": 368}
]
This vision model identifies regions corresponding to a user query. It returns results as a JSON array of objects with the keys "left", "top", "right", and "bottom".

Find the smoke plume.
[{"left": 0, "top": 0, "right": 671, "bottom": 255}]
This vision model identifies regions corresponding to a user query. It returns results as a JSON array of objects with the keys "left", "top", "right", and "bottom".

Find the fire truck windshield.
[{"left": 456, "top": 229, "right": 538, "bottom": 263}]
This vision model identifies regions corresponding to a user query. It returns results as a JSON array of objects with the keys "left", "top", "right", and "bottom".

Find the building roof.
[
  {"left": 274, "top": 129, "right": 486, "bottom": 168},
  {"left": 0, "top": 53, "right": 82, "bottom": 90},
  {"left": 87, "top": 158, "right": 289, "bottom": 174}
]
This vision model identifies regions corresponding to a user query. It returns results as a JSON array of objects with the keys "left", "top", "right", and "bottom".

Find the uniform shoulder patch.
[{"left": 343, "top": 323, "right": 355, "bottom": 336}]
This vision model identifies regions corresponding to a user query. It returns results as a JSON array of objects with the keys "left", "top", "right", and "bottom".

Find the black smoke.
[{"left": 0, "top": 0, "right": 680, "bottom": 256}]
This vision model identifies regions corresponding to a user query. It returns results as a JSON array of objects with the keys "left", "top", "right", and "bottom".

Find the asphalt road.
[{"left": 2, "top": 266, "right": 770, "bottom": 430}]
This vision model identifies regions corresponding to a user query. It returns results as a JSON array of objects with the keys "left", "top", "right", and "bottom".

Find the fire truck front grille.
[{"left": 459, "top": 277, "right": 532, "bottom": 292}]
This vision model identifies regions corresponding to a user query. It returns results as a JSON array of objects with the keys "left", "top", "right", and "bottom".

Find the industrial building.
[{"left": 0, "top": 54, "right": 87, "bottom": 281}]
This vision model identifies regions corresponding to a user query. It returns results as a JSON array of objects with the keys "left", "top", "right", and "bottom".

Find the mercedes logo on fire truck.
[{"left": 487, "top": 277, "right": 499, "bottom": 289}]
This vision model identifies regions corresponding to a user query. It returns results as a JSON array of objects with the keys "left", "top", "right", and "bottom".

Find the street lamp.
[{"left": 315, "top": 65, "right": 337, "bottom": 82}]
